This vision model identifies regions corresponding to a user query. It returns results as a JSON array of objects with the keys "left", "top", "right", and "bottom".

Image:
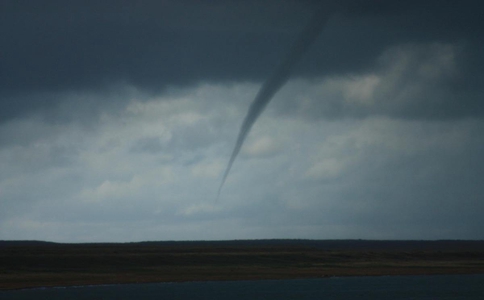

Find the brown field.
[{"left": 1, "top": 240, "right": 483, "bottom": 290}]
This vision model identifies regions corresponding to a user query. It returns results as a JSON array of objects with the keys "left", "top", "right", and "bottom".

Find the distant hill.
[
  {"left": 2, "top": 239, "right": 484, "bottom": 251},
  {"left": 0, "top": 240, "right": 57, "bottom": 247}
]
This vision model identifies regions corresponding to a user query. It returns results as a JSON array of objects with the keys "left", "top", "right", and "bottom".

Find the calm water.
[{"left": 2, "top": 274, "right": 483, "bottom": 299}]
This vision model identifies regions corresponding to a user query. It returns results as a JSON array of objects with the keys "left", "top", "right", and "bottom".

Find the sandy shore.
[{"left": 2, "top": 240, "right": 483, "bottom": 290}]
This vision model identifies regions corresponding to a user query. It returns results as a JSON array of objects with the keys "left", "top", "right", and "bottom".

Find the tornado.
[{"left": 217, "top": 7, "right": 328, "bottom": 198}]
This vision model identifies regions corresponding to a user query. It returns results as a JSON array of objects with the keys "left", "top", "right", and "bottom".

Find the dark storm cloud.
[
  {"left": 0, "top": 0, "right": 312, "bottom": 122},
  {"left": 1, "top": 0, "right": 483, "bottom": 122}
]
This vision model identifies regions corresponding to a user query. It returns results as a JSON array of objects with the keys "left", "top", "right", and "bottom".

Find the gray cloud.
[
  {"left": 2, "top": 0, "right": 483, "bottom": 122},
  {"left": 273, "top": 42, "right": 484, "bottom": 120}
]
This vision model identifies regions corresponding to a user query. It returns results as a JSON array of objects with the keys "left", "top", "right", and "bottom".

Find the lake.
[{"left": 1, "top": 274, "right": 483, "bottom": 299}]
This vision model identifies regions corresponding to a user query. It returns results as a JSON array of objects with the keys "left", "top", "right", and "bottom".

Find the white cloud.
[
  {"left": 342, "top": 75, "right": 380, "bottom": 105},
  {"left": 191, "top": 161, "right": 224, "bottom": 178},
  {"left": 305, "top": 158, "right": 348, "bottom": 180},
  {"left": 242, "top": 136, "right": 281, "bottom": 158}
]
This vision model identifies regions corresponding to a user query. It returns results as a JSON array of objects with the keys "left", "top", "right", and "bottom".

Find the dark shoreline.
[
  {"left": 2, "top": 239, "right": 484, "bottom": 291},
  {"left": 6, "top": 273, "right": 484, "bottom": 293}
]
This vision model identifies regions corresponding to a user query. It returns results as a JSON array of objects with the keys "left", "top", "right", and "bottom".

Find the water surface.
[{"left": 2, "top": 274, "right": 483, "bottom": 299}]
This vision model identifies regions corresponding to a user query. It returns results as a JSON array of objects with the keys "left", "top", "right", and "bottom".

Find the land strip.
[{"left": 1, "top": 240, "right": 483, "bottom": 290}]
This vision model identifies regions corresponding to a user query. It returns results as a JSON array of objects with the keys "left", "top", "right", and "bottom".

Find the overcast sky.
[{"left": 1, "top": 0, "right": 483, "bottom": 242}]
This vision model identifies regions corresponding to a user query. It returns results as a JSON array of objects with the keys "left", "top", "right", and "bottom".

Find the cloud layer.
[{"left": 1, "top": 0, "right": 483, "bottom": 242}]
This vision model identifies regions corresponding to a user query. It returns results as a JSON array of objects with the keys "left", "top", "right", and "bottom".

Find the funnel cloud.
[{"left": 218, "top": 8, "right": 328, "bottom": 197}]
